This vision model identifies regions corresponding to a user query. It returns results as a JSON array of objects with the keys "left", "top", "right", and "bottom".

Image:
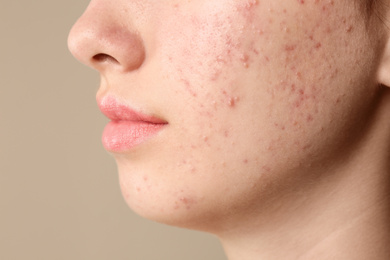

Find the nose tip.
[{"left": 67, "top": 3, "right": 145, "bottom": 73}]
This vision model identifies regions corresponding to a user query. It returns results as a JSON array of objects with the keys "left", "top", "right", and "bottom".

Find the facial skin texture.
[{"left": 69, "top": 0, "right": 390, "bottom": 259}]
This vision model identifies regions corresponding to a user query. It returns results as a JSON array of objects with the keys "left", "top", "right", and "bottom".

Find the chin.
[{"left": 121, "top": 188, "right": 219, "bottom": 231}]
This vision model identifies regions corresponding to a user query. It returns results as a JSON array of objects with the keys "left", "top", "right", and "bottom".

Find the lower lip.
[{"left": 102, "top": 120, "right": 165, "bottom": 152}]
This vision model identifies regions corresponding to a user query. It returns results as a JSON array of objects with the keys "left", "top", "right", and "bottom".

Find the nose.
[{"left": 67, "top": 1, "right": 145, "bottom": 73}]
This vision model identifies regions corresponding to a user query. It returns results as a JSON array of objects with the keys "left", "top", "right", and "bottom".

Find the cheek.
[
  {"left": 144, "top": 0, "right": 375, "bottom": 213},
  {"left": 158, "top": 1, "right": 256, "bottom": 95}
]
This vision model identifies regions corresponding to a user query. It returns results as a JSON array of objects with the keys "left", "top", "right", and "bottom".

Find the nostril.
[{"left": 92, "top": 53, "right": 119, "bottom": 64}]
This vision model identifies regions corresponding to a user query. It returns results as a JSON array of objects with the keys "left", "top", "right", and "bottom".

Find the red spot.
[
  {"left": 240, "top": 53, "right": 250, "bottom": 68},
  {"left": 285, "top": 44, "right": 297, "bottom": 51},
  {"left": 182, "top": 79, "right": 198, "bottom": 97},
  {"left": 143, "top": 176, "right": 149, "bottom": 182},
  {"left": 257, "top": 29, "right": 265, "bottom": 35},
  {"left": 307, "top": 114, "right": 314, "bottom": 122},
  {"left": 179, "top": 197, "right": 196, "bottom": 210},
  {"left": 294, "top": 101, "right": 301, "bottom": 108},
  {"left": 297, "top": 0, "right": 305, "bottom": 4},
  {"left": 228, "top": 97, "right": 235, "bottom": 107},
  {"left": 291, "top": 84, "right": 296, "bottom": 93},
  {"left": 315, "top": 42, "right": 322, "bottom": 49},
  {"left": 262, "top": 165, "right": 271, "bottom": 172},
  {"left": 243, "top": 159, "right": 249, "bottom": 164}
]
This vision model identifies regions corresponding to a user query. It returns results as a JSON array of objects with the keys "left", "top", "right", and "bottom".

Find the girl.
[{"left": 68, "top": 0, "right": 390, "bottom": 259}]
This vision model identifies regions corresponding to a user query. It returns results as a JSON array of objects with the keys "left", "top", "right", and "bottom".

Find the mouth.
[{"left": 97, "top": 95, "right": 167, "bottom": 152}]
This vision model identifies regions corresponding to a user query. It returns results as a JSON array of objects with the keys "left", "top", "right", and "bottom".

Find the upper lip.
[{"left": 97, "top": 95, "right": 167, "bottom": 124}]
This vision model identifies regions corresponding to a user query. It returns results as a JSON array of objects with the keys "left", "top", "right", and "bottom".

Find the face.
[{"left": 68, "top": 0, "right": 385, "bottom": 231}]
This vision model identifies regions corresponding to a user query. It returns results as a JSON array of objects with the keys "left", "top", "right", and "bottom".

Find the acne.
[{"left": 173, "top": 190, "right": 198, "bottom": 211}]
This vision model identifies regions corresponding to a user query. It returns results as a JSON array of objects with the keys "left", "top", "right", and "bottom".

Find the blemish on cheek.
[
  {"left": 240, "top": 53, "right": 250, "bottom": 68},
  {"left": 315, "top": 42, "right": 322, "bottom": 49},
  {"left": 222, "top": 89, "right": 240, "bottom": 108},
  {"left": 284, "top": 44, "right": 297, "bottom": 52},
  {"left": 202, "top": 135, "right": 211, "bottom": 146},
  {"left": 306, "top": 114, "right": 314, "bottom": 122},
  {"left": 274, "top": 122, "right": 286, "bottom": 131},
  {"left": 237, "top": 0, "right": 260, "bottom": 12},
  {"left": 182, "top": 79, "right": 198, "bottom": 97},
  {"left": 228, "top": 96, "right": 240, "bottom": 107},
  {"left": 262, "top": 165, "right": 271, "bottom": 172},
  {"left": 180, "top": 197, "right": 196, "bottom": 209},
  {"left": 290, "top": 84, "right": 296, "bottom": 93},
  {"left": 143, "top": 175, "right": 149, "bottom": 182},
  {"left": 173, "top": 193, "right": 197, "bottom": 210}
]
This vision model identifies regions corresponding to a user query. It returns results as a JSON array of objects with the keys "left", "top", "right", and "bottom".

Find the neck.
[{"left": 218, "top": 89, "right": 390, "bottom": 260}]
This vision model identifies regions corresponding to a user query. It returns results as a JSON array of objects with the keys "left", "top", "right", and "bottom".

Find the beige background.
[{"left": 0, "top": 1, "right": 226, "bottom": 259}]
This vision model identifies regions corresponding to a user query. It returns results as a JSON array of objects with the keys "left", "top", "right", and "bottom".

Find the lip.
[{"left": 98, "top": 95, "right": 167, "bottom": 152}]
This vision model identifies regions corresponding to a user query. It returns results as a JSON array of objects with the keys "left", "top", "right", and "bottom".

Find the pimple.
[
  {"left": 236, "top": 0, "right": 260, "bottom": 22},
  {"left": 190, "top": 166, "right": 197, "bottom": 174},
  {"left": 346, "top": 25, "right": 353, "bottom": 33},
  {"left": 315, "top": 42, "right": 322, "bottom": 49},
  {"left": 240, "top": 53, "right": 250, "bottom": 68},
  {"left": 274, "top": 122, "right": 286, "bottom": 131},
  {"left": 302, "top": 144, "right": 312, "bottom": 151},
  {"left": 224, "top": 130, "right": 229, "bottom": 137},
  {"left": 228, "top": 96, "right": 240, "bottom": 107},
  {"left": 181, "top": 78, "right": 198, "bottom": 97},
  {"left": 262, "top": 165, "right": 271, "bottom": 172},
  {"left": 290, "top": 84, "right": 296, "bottom": 93},
  {"left": 221, "top": 89, "right": 240, "bottom": 108},
  {"left": 143, "top": 175, "right": 149, "bottom": 182},
  {"left": 179, "top": 196, "right": 197, "bottom": 210},
  {"left": 284, "top": 44, "right": 297, "bottom": 53}
]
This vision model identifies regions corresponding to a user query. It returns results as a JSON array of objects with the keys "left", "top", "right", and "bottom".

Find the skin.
[{"left": 68, "top": 0, "right": 390, "bottom": 259}]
